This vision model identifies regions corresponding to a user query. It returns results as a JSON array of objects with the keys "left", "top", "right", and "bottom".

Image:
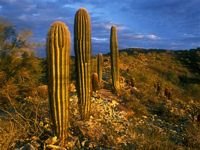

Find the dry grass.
[{"left": 0, "top": 93, "right": 50, "bottom": 149}]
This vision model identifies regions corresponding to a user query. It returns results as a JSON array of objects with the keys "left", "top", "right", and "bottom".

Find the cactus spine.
[
  {"left": 97, "top": 53, "right": 103, "bottom": 83},
  {"left": 46, "top": 21, "right": 70, "bottom": 140},
  {"left": 110, "top": 26, "right": 120, "bottom": 92},
  {"left": 74, "top": 8, "right": 91, "bottom": 120}
]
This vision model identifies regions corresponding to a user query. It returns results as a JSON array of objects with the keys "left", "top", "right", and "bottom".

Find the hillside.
[{"left": 0, "top": 48, "right": 200, "bottom": 149}]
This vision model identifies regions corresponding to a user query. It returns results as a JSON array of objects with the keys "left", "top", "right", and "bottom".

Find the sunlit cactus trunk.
[
  {"left": 74, "top": 8, "right": 92, "bottom": 120},
  {"left": 46, "top": 21, "right": 71, "bottom": 140},
  {"left": 110, "top": 26, "right": 120, "bottom": 92},
  {"left": 97, "top": 53, "right": 103, "bottom": 83}
]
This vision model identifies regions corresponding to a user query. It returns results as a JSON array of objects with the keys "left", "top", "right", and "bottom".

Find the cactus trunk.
[
  {"left": 46, "top": 21, "right": 71, "bottom": 140},
  {"left": 110, "top": 26, "right": 120, "bottom": 92},
  {"left": 97, "top": 53, "right": 103, "bottom": 83},
  {"left": 74, "top": 8, "right": 91, "bottom": 120},
  {"left": 92, "top": 57, "right": 97, "bottom": 73}
]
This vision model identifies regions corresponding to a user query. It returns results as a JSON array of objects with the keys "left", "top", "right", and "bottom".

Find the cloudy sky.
[{"left": 0, "top": 0, "right": 199, "bottom": 57}]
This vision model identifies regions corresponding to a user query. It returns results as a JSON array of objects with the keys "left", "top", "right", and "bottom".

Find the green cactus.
[
  {"left": 97, "top": 53, "right": 103, "bottom": 83},
  {"left": 46, "top": 21, "right": 71, "bottom": 140},
  {"left": 74, "top": 8, "right": 91, "bottom": 120},
  {"left": 110, "top": 26, "right": 120, "bottom": 92}
]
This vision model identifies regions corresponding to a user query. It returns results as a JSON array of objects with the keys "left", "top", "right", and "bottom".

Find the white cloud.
[
  {"left": 171, "top": 42, "right": 182, "bottom": 46},
  {"left": 92, "top": 37, "right": 108, "bottom": 43},
  {"left": 18, "top": 14, "right": 28, "bottom": 21},
  {"left": 133, "top": 34, "right": 145, "bottom": 39},
  {"left": 102, "top": 22, "right": 128, "bottom": 31},
  {"left": 55, "top": 16, "right": 65, "bottom": 20},
  {"left": 63, "top": 4, "right": 78, "bottom": 9},
  {"left": 146, "top": 34, "right": 160, "bottom": 40},
  {"left": 25, "top": 4, "right": 37, "bottom": 11},
  {"left": 183, "top": 33, "right": 196, "bottom": 38},
  {"left": 122, "top": 33, "right": 160, "bottom": 40},
  {"left": 62, "top": 3, "right": 94, "bottom": 11}
]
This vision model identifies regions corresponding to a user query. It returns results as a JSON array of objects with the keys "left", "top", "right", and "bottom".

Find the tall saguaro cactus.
[
  {"left": 74, "top": 8, "right": 91, "bottom": 120},
  {"left": 97, "top": 53, "right": 103, "bottom": 83},
  {"left": 46, "top": 21, "right": 71, "bottom": 140},
  {"left": 110, "top": 26, "right": 120, "bottom": 92}
]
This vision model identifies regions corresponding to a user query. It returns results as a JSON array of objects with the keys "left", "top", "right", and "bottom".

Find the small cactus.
[
  {"left": 97, "top": 53, "right": 103, "bottom": 83},
  {"left": 46, "top": 21, "right": 71, "bottom": 140},
  {"left": 74, "top": 8, "right": 92, "bottom": 120},
  {"left": 110, "top": 26, "right": 120, "bottom": 92},
  {"left": 92, "top": 72, "right": 99, "bottom": 92}
]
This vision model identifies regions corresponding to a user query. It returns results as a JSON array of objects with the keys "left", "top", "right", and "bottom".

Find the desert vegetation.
[{"left": 0, "top": 7, "right": 200, "bottom": 150}]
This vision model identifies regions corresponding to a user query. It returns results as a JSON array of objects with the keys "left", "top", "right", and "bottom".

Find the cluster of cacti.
[
  {"left": 46, "top": 8, "right": 121, "bottom": 142},
  {"left": 74, "top": 8, "right": 92, "bottom": 120},
  {"left": 97, "top": 53, "right": 103, "bottom": 83},
  {"left": 46, "top": 21, "right": 70, "bottom": 140},
  {"left": 110, "top": 26, "right": 120, "bottom": 92}
]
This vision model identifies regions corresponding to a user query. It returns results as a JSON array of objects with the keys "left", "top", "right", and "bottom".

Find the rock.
[
  {"left": 70, "top": 83, "right": 76, "bottom": 92},
  {"left": 31, "top": 140, "right": 40, "bottom": 149},
  {"left": 81, "top": 139, "right": 89, "bottom": 147},
  {"left": 45, "top": 136, "right": 58, "bottom": 145},
  {"left": 20, "top": 143, "right": 36, "bottom": 150},
  {"left": 46, "top": 144, "right": 66, "bottom": 150},
  {"left": 66, "top": 136, "right": 80, "bottom": 149},
  {"left": 110, "top": 100, "right": 119, "bottom": 108},
  {"left": 88, "top": 142, "right": 97, "bottom": 149},
  {"left": 31, "top": 136, "right": 39, "bottom": 141}
]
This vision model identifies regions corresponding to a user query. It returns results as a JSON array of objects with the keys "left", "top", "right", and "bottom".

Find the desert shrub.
[
  {"left": 165, "top": 71, "right": 179, "bottom": 84},
  {"left": 38, "top": 58, "right": 48, "bottom": 84},
  {"left": 0, "top": 20, "right": 43, "bottom": 107},
  {"left": 119, "top": 51, "right": 128, "bottom": 57},
  {"left": 184, "top": 123, "right": 200, "bottom": 149},
  {"left": 186, "top": 84, "right": 200, "bottom": 101},
  {"left": 120, "top": 90, "right": 148, "bottom": 116},
  {"left": 136, "top": 72, "right": 148, "bottom": 83}
]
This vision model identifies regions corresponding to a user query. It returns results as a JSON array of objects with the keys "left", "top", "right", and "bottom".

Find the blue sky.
[{"left": 0, "top": 0, "right": 200, "bottom": 57}]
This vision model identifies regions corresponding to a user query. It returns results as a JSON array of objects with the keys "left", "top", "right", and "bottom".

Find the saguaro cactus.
[
  {"left": 97, "top": 53, "right": 103, "bottom": 83},
  {"left": 110, "top": 26, "right": 120, "bottom": 92},
  {"left": 74, "top": 8, "right": 91, "bottom": 120},
  {"left": 92, "top": 72, "right": 99, "bottom": 92},
  {"left": 92, "top": 57, "right": 97, "bottom": 73},
  {"left": 46, "top": 21, "right": 71, "bottom": 140}
]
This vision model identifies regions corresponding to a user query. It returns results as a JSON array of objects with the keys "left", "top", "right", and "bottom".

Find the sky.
[{"left": 0, "top": 0, "right": 200, "bottom": 57}]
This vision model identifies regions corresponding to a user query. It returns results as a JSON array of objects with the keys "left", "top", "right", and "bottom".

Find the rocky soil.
[{"left": 6, "top": 85, "right": 199, "bottom": 149}]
